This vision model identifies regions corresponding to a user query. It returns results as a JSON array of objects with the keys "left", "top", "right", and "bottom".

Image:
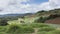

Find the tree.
[
  {"left": 47, "top": 14, "right": 60, "bottom": 20},
  {"left": 0, "top": 19, "right": 8, "bottom": 26},
  {"left": 37, "top": 10, "right": 45, "bottom": 13},
  {"left": 35, "top": 16, "right": 46, "bottom": 23}
]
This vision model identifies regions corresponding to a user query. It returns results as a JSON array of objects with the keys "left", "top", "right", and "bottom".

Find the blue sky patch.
[
  {"left": 21, "top": 0, "right": 49, "bottom": 4},
  {"left": 28, "top": 0, "right": 49, "bottom": 4}
]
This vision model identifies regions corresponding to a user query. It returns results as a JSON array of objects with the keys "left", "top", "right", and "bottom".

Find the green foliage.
[
  {"left": 6, "top": 24, "right": 20, "bottom": 33},
  {"left": 37, "top": 30, "right": 60, "bottom": 34},
  {"left": 34, "top": 16, "right": 47, "bottom": 23},
  {"left": 37, "top": 32, "right": 47, "bottom": 34},
  {"left": 6, "top": 24, "right": 34, "bottom": 33},
  {"left": 0, "top": 22, "right": 59, "bottom": 34},
  {"left": 37, "top": 10, "right": 45, "bottom": 13},
  {"left": 38, "top": 27, "right": 56, "bottom": 32},
  {"left": 0, "top": 32, "right": 6, "bottom": 34},
  {"left": 0, "top": 19, "right": 8, "bottom": 26},
  {"left": 21, "top": 26, "right": 34, "bottom": 33},
  {"left": 30, "top": 23, "right": 49, "bottom": 28},
  {"left": 0, "top": 26, "right": 7, "bottom": 32},
  {"left": 47, "top": 30, "right": 60, "bottom": 34},
  {"left": 47, "top": 14, "right": 60, "bottom": 20}
]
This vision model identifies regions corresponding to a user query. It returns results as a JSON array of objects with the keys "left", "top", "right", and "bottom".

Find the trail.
[{"left": 32, "top": 28, "right": 39, "bottom": 34}]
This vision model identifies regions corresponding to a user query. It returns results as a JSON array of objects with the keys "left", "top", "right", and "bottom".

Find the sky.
[{"left": 0, "top": 0, "right": 60, "bottom": 15}]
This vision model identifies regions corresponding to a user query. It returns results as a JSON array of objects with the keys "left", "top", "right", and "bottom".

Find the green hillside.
[{"left": 0, "top": 8, "right": 60, "bottom": 34}]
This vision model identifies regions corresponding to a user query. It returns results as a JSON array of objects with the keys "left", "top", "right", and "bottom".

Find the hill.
[
  {"left": 36, "top": 8, "right": 60, "bottom": 16},
  {"left": 0, "top": 8, "right": 60, "bottom": 34},
  {"left": 33, "top": 8, "right": 60, "bottom": 24}
]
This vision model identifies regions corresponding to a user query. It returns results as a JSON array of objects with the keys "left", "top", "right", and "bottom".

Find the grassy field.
[
  {"left": 0, "top": 16, "right": 60, "bottom": 34},
  {"left": 0, "top": 22, "right": 60, "bottom": 34}
]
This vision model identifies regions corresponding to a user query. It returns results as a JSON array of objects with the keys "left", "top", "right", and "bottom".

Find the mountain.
[{"left": 0, "top": 13, "right": 34, "bottom": 18}]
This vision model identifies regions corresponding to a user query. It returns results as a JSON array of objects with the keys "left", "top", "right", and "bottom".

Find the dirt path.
[
  {"left": 57, "top": 28, "right": 60, "bottom": 30},
  {"left": 32, "top": 28, "right": 39, "bottom": 34}
]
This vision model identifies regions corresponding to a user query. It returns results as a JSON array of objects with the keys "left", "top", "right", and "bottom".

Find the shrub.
[
  {"left": 47, "top": 14, "right": 60, "bottom": 20},
  {"left": 34, "top": 16, "right": 47, "bottom": 23},
  {"left": 6, "top": 24, "right": 20, "bottom": 33},
  {"left": 0, "top": 19, "right": 8, "bottom": 26},
  {"left": 37, "top": 10, "right": 45, "bottom": 13},
  {"left": 6, "top": 24, "right": 34, "bottom": 33},
  {"left": 0, "top": 26, "right": 7, "bottom": 32},
  {"left": 21, "top": 26, "right": 34, "bottom": 33}
]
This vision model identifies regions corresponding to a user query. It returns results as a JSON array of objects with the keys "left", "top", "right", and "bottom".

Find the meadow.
[{"left": 0, "top": 19, "right": 60, "bottom": 34}]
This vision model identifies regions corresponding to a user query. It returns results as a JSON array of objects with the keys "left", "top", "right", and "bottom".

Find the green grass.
[
  {"left": 38, "top": 27, "right": 56, "bottom": 32},
  {"left": 29, "top": 23, "right": 50, "bottom": 28},
  {"left": 46, "top": 30, "right": 60, "bottom": 34},
  {"left": 0, "top": 22, "right": 60, "bottom": 34}
]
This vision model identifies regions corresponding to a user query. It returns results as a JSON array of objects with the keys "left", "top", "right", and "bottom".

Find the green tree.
[{"left": 0, "top": 19, "right": 8, "bottom": 26}]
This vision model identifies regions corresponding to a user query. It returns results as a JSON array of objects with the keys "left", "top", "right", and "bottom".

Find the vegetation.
[
  {"left": 0, "top": 8, "right": 60, "bottom": 34},
  {"left": 38, "top": 27, "right": 56, "bottom": 32},
  {"left": 0, "top": 19, "right": 8, "bottom": 26},
  {"left": 0, "top": 23, "right": 59, "bottom": 34},
  {"left": 34, "top": 16, "right": 47, "bottom": 23},
  {"left": 6, "top": 24, "right": 34, "bottom": 33}
]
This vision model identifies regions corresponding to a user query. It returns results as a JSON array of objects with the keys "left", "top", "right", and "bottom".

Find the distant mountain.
[{"left": 0, "top": 13, "right": 34, "bottom": 18}]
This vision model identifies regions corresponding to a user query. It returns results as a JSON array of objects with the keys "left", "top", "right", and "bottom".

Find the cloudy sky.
[{"left": 0, "top": 0, "right": 60, "bottom": 15}]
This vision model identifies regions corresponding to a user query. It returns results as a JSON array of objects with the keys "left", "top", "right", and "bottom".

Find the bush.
[
  {"left": 0, "top": 26, "right": 7, "bottom": 32},
  {"left": 6, "top": 24, "right": 20, "bottom": 33},
  {"left": 47, "top": 14, "right": 60, "bottom": 20},
  {"left": 6, "top": 24, "right": 34, "bottom": 33},
  {"left": 34, "top": 17, "right": 47, "bottom": 23},
  {"left": 37, "top": 10, "right": 45, "bottom": 13},
  {"left": 0, "top": 19, "right": 8, "bottom": 26},
  {"left": 21, "top": 26, "right": 34, "bottom": 33}
]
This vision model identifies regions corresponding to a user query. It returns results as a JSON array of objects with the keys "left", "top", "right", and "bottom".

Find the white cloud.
[
  {"left": 0, "top": 0, "right": 60, "bottom": 15},
  {"left": 49, "top": 0, "right": 60, "bottom": 8},
  {"left": 0, "top": 0, "right": 10, "bottom": 8},
  {"left": 36, "top": 0, "right": 60, "bottom": 10}
]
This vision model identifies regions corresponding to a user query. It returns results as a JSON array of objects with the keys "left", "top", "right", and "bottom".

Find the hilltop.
[{"left": 33, "top": 8, "right": 60, "bottom": 24}]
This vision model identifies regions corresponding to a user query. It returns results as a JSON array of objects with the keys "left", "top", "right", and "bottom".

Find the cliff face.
[{"left": 45, "top": 17, "right": 60, "bottom": 24}]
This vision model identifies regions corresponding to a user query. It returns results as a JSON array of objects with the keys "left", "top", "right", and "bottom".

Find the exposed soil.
[{"left": 45, "top": 17, "right": 60, "bottom": 24}]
